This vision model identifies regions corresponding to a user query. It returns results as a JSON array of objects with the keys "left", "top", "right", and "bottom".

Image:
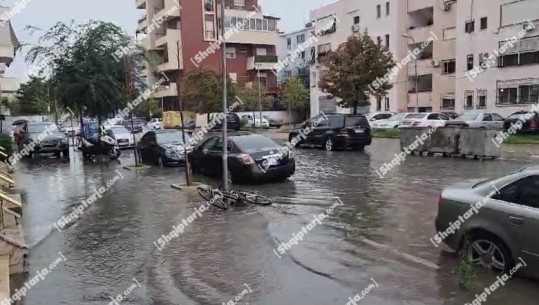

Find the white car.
[
  {"left": 372, "top": 113, "right": 415, "bottom": 129},
  {"left": 399, "top": 112, "right": 452, "bottom": 128},
  {"left": 367, "top": 112, "right": 395, "bottom": 124},
  {"left": 107, "top": 125, "right": 135, "bottom": 148},
  {"left": 445, "top": 112, "right": 505, "bottom": 129},
  {"left": 64, "top": 125, "right": 81, "bottom": 136},
  {"left": 147, "top": 118, "right": 162, "bottom": 130},
  {"left": 242, "top": 114, "right": 270, "bottom": 128}
]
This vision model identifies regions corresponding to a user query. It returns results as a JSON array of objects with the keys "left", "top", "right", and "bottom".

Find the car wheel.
[
  {"left": 324, "top": 137, "right": 335, "bottom": 151},
  {"left": 63, "top": 149, "right": 70, "bottom": 157},
  {"left": 462, "top": 232, "right": 512, "bottom": 273}
]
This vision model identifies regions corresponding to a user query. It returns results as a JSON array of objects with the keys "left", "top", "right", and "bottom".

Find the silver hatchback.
[{"left": 434, "top": 166, "right": 539, "bottom": 277}]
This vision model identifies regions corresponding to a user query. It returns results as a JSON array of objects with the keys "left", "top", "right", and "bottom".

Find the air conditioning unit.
[
  {"left": 443, "top": 0, "right": 455, "bottom": 11},
  {"left": 351, "top": 24, "right": 360, "bottom": 32},
  {"left": 431, "top": 59, "right": 440, "bottom": 67}
]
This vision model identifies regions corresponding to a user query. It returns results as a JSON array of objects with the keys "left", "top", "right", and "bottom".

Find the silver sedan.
[
  {"left": 446, "top": 112, "right": 505, "bottom": 129},
  {"left": 435, "top": 165, "right": 539, "bottom": 277}
]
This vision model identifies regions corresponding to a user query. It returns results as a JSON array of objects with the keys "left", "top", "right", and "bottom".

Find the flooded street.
[{"left": 13, "top": 137, "right": 539, "bottom": 305}]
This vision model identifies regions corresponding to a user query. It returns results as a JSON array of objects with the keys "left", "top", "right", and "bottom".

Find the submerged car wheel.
[
  {"left": 463, "top": 232, "right": 512, "bottom": 272},
  {"left": 324, "top": 137, "right": 334, "bottom": 151}
]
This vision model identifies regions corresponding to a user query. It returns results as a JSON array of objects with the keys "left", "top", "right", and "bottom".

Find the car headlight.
[
  {"left": 165, "top": 148, "right": 177, "bottom": 156},
  {"left": 61, "top": 138, "right": 68, "bottom": 143}
]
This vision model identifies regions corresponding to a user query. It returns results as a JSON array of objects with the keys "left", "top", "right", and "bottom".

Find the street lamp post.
[
  {"left": 220, "top": 0, "right": 229, "bottom": 192},
  {"left": 402, "top": 34, "right": 419, "bottom": 112},
  {"left": 256, "top": 63, "right": 263, "bottom": 131}
]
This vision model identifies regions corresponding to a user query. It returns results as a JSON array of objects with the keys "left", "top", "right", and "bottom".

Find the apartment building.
[
  {"left": 277, "top": 24, "right": 315, "bottom": 86},
  {"left": 308, "top": 0, "right": 459, "bottom": 115},
  {"left": 0, "top": 6, "right": 20, "bottom": 115},
  {"left": 136, "top": 0, "right": 280, "bottom": 111},
  {"left": 455, "top": 0, "right": 539, "bottom": 117}
]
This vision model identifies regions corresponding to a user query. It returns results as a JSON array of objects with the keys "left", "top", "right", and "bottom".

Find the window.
[
  {"left": 480, "top": 17, "right": 488, "bottom": 30},
  {"left": 465, "top": 20, "right": 475, "bottom": 33},
  {"left": 520, "top": 51, "right": 539, "bottom": 65},
  {"left": 442, "top": 98, "right": 455, "bottom": 109},
  {"left": 226, "top": 47, "right": 236, "bottom": 58},
  {"left": 297, "top": 34, "right": 305, "bottom": 43},
  {"left": 478, "top": 90, "right": 487, "bottom": 108},
  {"left": 377, "top": 36, "right": 382, "bottom": 45},
  {"left": 256, "top": 48, "right": 267, "bottom": 55},
  {"left": 386, "top": 2, "right": 390, "bottom": 16},
  {"left": 268, "top": 20, "right": 276, "bottom": 31},
  {"left": 233, "top": 0, "right": 245, "bottom": 8},
  {"left": 229, "top": 72, "right": 237, "bottom": 83},
  {"left": 300, "top": 51, "right": 305, "bottom": 59},
  {"left": 427, "top": 113, "right": 440, "bottom": 120},
  {"left": 498, "top": 88, "right": 518, "bottom": 104},
  {"left": 443, "top": 27, "right": 456, "bottom": 40},
  {"left": 442, "top": 59, "right": 456, "bottom": 74},
  {"left": 492, "top": 176, "right": 539, "bottom": 209},
  {"left": 286, "top": 37, "right": 291, "bottom": 50},
  {"left": 203, "top": 0, "right": 214, "bottom": 12},
  {"left": 376, "top": 96, "right": 381, "bottom": 111},
  {"left": 328, "top": 116, "right": 344, "bottom": 127},
  {"left": 384, "top": 97, "right": 390, "bottom": 111},
  {"left": 250, "top": 18, "right": 256, "bottom": 30},
  {"left": 478, "top": 53, "right": 489, "bottom": 68},
  {"left": 205, "top": 20, "right": 215, "bottom": 39},
  {"left": 465, "top": 90, "right": 474, "bottom": 108},
  {"left": 256, "top": 19, "right": 262, "bottom": 30},
  {"left": 377, "top": 4, "right": 381, "bottom": 18},
  {"left": 263, "top": 19, "right": 269, "bottom": 31},
  {"left": 353, "top": 16, "right": 360, "bottom": 24},
  {"left": 492, "top": 113, "right": 504, "bottom": 121},
  {"left": 483, "top": 113, "right": 492, "bottom": 121},
  {"left": 467, "top": 54, "right": 474, "bottom": 70},
  {"left": 519, "top": 85, "right": 539, "bottom": 104},
  {"left": 385, "top": 34, "right": 390, "bottom": 49},
  {"left": 258, "top": 72, "right": 267, "bottom": 87}
]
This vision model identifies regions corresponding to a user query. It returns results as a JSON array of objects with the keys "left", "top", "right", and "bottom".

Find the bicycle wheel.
[
  {"left": 244, "top": 193, "right": 272, "bottom": 206},
  {"left": 222, "top": 190, "right": 240, "bottom": 201},
  {"left": 197, "top": 186, "right": 214, "bottom": 202},
  {"left": 211, "top": 197, "right": 228, "bottom": 210}
]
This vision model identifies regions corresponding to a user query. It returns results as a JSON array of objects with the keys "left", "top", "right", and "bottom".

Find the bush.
[{"left": 0, "top": 134, "right": 13, "bottom": 158}]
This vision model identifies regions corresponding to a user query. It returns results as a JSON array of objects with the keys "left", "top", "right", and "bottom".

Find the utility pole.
[
  {"left": 124, "top": 56, "right": 139, "bottom": 167},
  {"left": 402, "top": 35, "right": 419, "bottom": 112},
  {"left": 220, "top": 0, "right": 229, "bottom": 192},
  {"left": 256, "top": 64, "right": 262, "bottom": 131},
  {"left": 176, "top": 40, "right": 192, "bottom": 185}
]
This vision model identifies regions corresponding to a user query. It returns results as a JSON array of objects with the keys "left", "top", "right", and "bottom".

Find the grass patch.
[
  {"left": 504, "top": 134, "right": 539, "bottom": 144},
  {"left": 372, "top": 128, "right": 401, "bottom": 138}
]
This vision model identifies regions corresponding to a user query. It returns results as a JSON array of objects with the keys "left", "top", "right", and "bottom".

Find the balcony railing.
[
  {"left": 247, "top": 55, "right": 278, "bottom": 70},
  {"left": 254, "top": 55, "right": 278, "bottom": 63}
]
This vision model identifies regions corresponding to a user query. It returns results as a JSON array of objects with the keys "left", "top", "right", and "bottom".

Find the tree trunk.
[{"left": 287, "top": 103, "right": 292, "bottom": 125}]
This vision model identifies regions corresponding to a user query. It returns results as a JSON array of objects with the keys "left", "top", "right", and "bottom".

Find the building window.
[
  {"left": 498, "top": 36, "right": 539, "bottom": 67},
  {"left": 385, "top": 34, "right": 390, "bottom": 49},
  {"left": 377, "top": 36, "right": 382, "bottom": 45},
  {"left": 465, "top": 20, "right": 475, "bottom": 33},
  {"left": 376, "top": 96, "right": 382, "bottom": 111},
  {"left": 465, "top": 90, "right": 474, "bottom": 109},
  {"left": 376, "top": 4, "right": 381, "bottom": 18},
  {"left": 384, "top": 97, "right": 389, "bottom": 111},
  {"left": 519, "top": 85, "right": 539, "bottom": 104},
  {"left": 268, "top": 20, "right": 276, "bottom": 31},
  {"left": 256, "top": 19, "right": 262, "bottom": 30},
  {"left": 297, "top": 34, "right": 305, "bottom": 43},
  {"left": 301, "top": 51, "right": 305, "bottom": 59},
  {"left": 480, "top": 17, "right": 488, "bottom": 30},
  {"left": 256, "top": 48, "right": 267, "bottom": 55},
  {"left": 203, "top": 0, "right": 214, "bottom": 12},
  {"left": 467, "top": 54, "right": 474, "bottom": 70},
  {"left": 442, "top": 98, "right": 455, "bottom": 110},
  {"left": 233, "top": 0, "right": 245, "bottom": 8},
  {"left": 353, "top": 16, "right": 360, "bottom": 24},
  {"left": 205, "top": 20, "right": 215, "bottom": 39},
  {"left": 258, "top": 72, "right": 268, "bottom": 87},
  {"left": 443, "top": 27, "right": 456, "bottom": 40},
  {"left": 386, "top": 2, "right": 390, "bottom": 16},
  {"left": 498, "top": 88, "right": 518, "bottom": 104},
  {"left": 477, "top": 90, "right": 487, "bottom": 108},
  {"left": 226, "top": 47, "right": 236, "bottom": 59},
  {"left": 286, "top": 37, "right": 291, "bottom": 50},
  {"left": 442, "top": 59, "right": 456, "bottom": 74}
]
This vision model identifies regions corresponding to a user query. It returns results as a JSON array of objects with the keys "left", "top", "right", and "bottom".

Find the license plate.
[
  {"left": 266, "top": 158, "right": 278, "bottom": 166},
  {"left": 355, "top": 128, "right": 364, "bottom": 133}
]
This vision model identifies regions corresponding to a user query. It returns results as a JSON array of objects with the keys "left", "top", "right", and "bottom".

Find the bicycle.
[{"left": 197, "top": 185, "right": 272, "bottom": 210}]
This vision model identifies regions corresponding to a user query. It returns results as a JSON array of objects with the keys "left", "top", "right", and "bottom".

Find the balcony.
[
  {"left": 153, "top": 83, "right": 178, "bottom": 98},
  {"left": 153, "top": 0, "right": 180, "bottom": 21},
  {"left": 0, "top": 46, "right": 14, "bottom": 66},
  {"left": 247, "top": 55, "right": 278, "bottom": 70},
  {"left": 0, "top": 77, "right": 19, "bottom": 93},
  {"left": 156, "top": 43, "right": 182, "bottom": 72},
  {"left": 156, "top": 29, "right": 180, "bottom": 48},
  {"left": 407, "top": 25, "right": 435, "bottom": 44},
  {"left": 407, "top": 0, "right": 432, "bottom": 12},
  {"left": 407, "top": 6, "right": 433, "bottom": 30},
  {"left": 136, "top": 0, "right": 145, "bottom": 9},
  {"left": 407, "top": 59, "right": 435, "bottom": 76},
  {"left": 137, "top": 15, "right": 149, "bottom": 32},
  {"left": 408, "top": 92, "right": 433, "bottom": 108},
  {"left": 225, "top": 30, "right": 279, "bottom": 45}
]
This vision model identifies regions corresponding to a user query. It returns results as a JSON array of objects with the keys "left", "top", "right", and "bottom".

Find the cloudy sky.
[{"left": 5, "top": 0, "right": 335, "bottom": 81}]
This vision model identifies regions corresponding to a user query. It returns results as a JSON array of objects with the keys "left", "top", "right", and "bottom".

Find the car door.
[
  {"left": 196, "top": 137, "right": 221, "bottom": 176},
  {"left": 491, "top": 175, "right": 539, "bottom": 271},
  {"left": 491, "top": 113, "right": 505, "bottom": 130},
  {"left": 481, "top": 113, "right": 493, "bottom": 128},
  {"left": 426, "top": 113, "right": 440, "bottom": 127},
  {"left": 308, "top": 116, "right": 330, "bottom": 145}
]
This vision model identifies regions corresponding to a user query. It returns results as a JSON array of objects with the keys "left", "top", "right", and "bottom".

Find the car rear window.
[
  {"left": 508, "top": 112, "right": 531, "bottom": 119},
  {"left": 456, "top": 113, "right": 479, "bottom": 121},
  {"left": 233, "top": 135, "right": 279, "bottom": 152},
  {"left": 344, "top": 116, "right": 369, "bottom": 127},
  {"left": 406, "top": 114, "right": 428, "bottom": 119}
]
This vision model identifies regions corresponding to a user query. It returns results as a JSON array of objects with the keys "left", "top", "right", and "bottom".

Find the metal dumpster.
[
  {"left": 428, "top": 127, "right": 460, "bottom": 154},
  {"left": 399, "top": 127, "right": 431, "bottom": 152},
  {"left": 458, "top": 128, "right": 502, "bottom": 158}
]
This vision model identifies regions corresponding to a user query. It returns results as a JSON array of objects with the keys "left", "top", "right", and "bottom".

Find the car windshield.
[
  {"left": 233, "top": 135, "right": 279, "bottom": 152},
  {"left": 508, "top": 112, "right": 529, "bottom": 119},
  {"left": 345, "top": 116, "right": 369, "bottom": 127},
  {"left": 407, "top": 114, "right": 428, "bottom": 119},
  {"left": 110, "top": 126, "right": 129, "bottom": 134},
  {"left": 27, "top": 123, "right": 59, "bottom": 133},
  {"left": 156, "top": 131, "right": 189, "bottom": 144},
  {"left": 389, "top": 113, "right": 407, "bottom": 121},
  {"left": 456, "top": 113, "right": 479, "bottom": 121}
]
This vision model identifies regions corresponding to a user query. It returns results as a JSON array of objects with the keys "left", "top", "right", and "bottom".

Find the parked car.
[
  {"left": 212, "top": 112, "right": 241, "bottom": 131},
  {"left": 288, "top": 114, "right": 371, "bottom": 151},
  {"left": 136, "top": 129, "right": 192, "bottom": 166},
  {"left": 189, "top": 133, "right": 295, "bottom": 183},
  {"left": 399, "top": 112, "right": 452, "bottom": 128},
  {"left": 241, "top": 114, "right": 270, "bottom": 128},
  {"left": 124, "top": 118, "right": 147, "bottom": 133},
  {"left": 366, "top": 112, "right": 395, "bottom": 124},
  {"left": 445, "top": 112, "right": 505, "bottom": 129},
  {"left": 106, "top": 125, "right": 134, "bottom": 148},
  {"left": 371, "top": 113, "right": 416, "bottom": 129},
  {"left": 264, "top": 115, "right": 283, "bottom": 128},
  {"left": 504, "top": 111, "right": 539, "bottom": 134},
  {"left": 147, "top": 118, "right": 162, "bottom": 130},
  {"left": 441, "top": 111, "right": 459, "bottom": 119},
  {"left": 63, "top": 125, "right": 81, "bottom": 137},
  {"left": 435, "top": 165, "right": 539, "bottom": 276},
  {"left": 19, "top": 122, "right": 69, "bottom": 157}
]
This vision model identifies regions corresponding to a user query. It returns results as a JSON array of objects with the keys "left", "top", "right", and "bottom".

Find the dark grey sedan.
[{"left": 435, "top": 166, "right": 539, "bottom": 277}]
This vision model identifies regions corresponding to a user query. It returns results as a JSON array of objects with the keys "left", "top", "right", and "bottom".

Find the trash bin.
[
  {"left": 428, "top": 127, "right": 460, "bottom": 155},
  {"left": 458, "top": 128, "right": 502, "bottom": 158},
  {"left": 399, "top": 127, "right": 431, "bottom": 152}
]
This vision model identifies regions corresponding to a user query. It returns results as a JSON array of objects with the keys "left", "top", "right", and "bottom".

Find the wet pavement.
[{"left": 12, "top": 137, "right": 539, "bottom": 305}]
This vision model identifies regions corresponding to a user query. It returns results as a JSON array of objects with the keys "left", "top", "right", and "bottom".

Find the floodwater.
[{"left": 12, "top": 137, "right": 539, "bottom": 305}]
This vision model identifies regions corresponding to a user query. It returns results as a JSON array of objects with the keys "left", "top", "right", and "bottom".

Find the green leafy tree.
[
  {"left": 320, "top": 31, "right": 395, "bottom": 114},
  {"left": 280, "top": 76, "right": 309, "bottom": 123},
  {"left": 13, "top": 76, "right": 51, "bottom": 114},
  {"left": 237, "top": 83, "right": 272, "bottom": 125}
]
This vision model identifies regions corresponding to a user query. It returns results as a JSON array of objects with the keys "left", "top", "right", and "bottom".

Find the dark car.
[
  {"left": 19, "top": 122, "right": 69, "bottom": 157},
  {"left": 212, "top": 112, "right": 241, "bottom": 131},
  {"left": 504, "top": 111, "right": 539, "bottom": 134},
  {"left": 136, "top": 129, "right": 192, "bottom": 166},
  {"left": 189, "top": 133, "right": 295, "bottom": 183},
  {"left": 289, "top": 114, "right": 371, "bottom": 151},
  {"left": 124, "top": 118, "right": 147, "bottom": 133}
]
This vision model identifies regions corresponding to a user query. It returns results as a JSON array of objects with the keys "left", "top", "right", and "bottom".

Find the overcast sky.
[{"left": 5, "top": 0, "right": 335, "bottom": 81}]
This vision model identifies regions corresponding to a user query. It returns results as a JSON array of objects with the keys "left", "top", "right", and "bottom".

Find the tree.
[
  {"left": 237, "top": 82, "right": 272, "bottom": 119},
  {"left": 13, "top": 76, "right": 51, "bottom": 115},
  {"left": 319, "top": 31, "right": 395, "bottom": 114},
  {"left": 280, "top": 76, "right": 309, "bottom": 123},
  {"left": 181, "top": 67, "right": 221, "bottom": 115}
]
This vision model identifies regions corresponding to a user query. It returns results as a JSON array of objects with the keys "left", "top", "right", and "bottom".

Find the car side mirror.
[{"left": 370, "top": 117, "right": 376, "bottom": 121}]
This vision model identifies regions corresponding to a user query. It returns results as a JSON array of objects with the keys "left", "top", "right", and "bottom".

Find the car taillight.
[
  {"left": 238, "top": 153, "right": 255, "bottom": 165},
  {"left": 339, "top": 128, "right": 348, "bottom": 134},
  {"left": 530, "top": 117, "right": 539, "bottom": 129}
]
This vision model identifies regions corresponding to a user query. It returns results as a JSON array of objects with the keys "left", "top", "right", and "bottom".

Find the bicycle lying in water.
[{"left": 197, "top": 185, "right": 272, "bottom": 210}]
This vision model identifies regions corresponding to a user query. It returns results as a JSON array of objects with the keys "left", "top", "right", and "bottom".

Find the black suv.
[
  {"left": 288, "top": 114, "right": 371, "bottom": 151},
  {"left": 211, "top": 112, "right": 241, "bottom": 131}
]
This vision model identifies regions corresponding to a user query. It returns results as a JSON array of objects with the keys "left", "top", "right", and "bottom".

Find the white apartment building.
[
  {"left": 277, "top": 25, "right": 315, "bottom": 84},
  {"left": 455, "top": 0, "right": 539, "bottom": 117},
  {"left": 0, "top": 6, "right": 20, "bottom": 114}
]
